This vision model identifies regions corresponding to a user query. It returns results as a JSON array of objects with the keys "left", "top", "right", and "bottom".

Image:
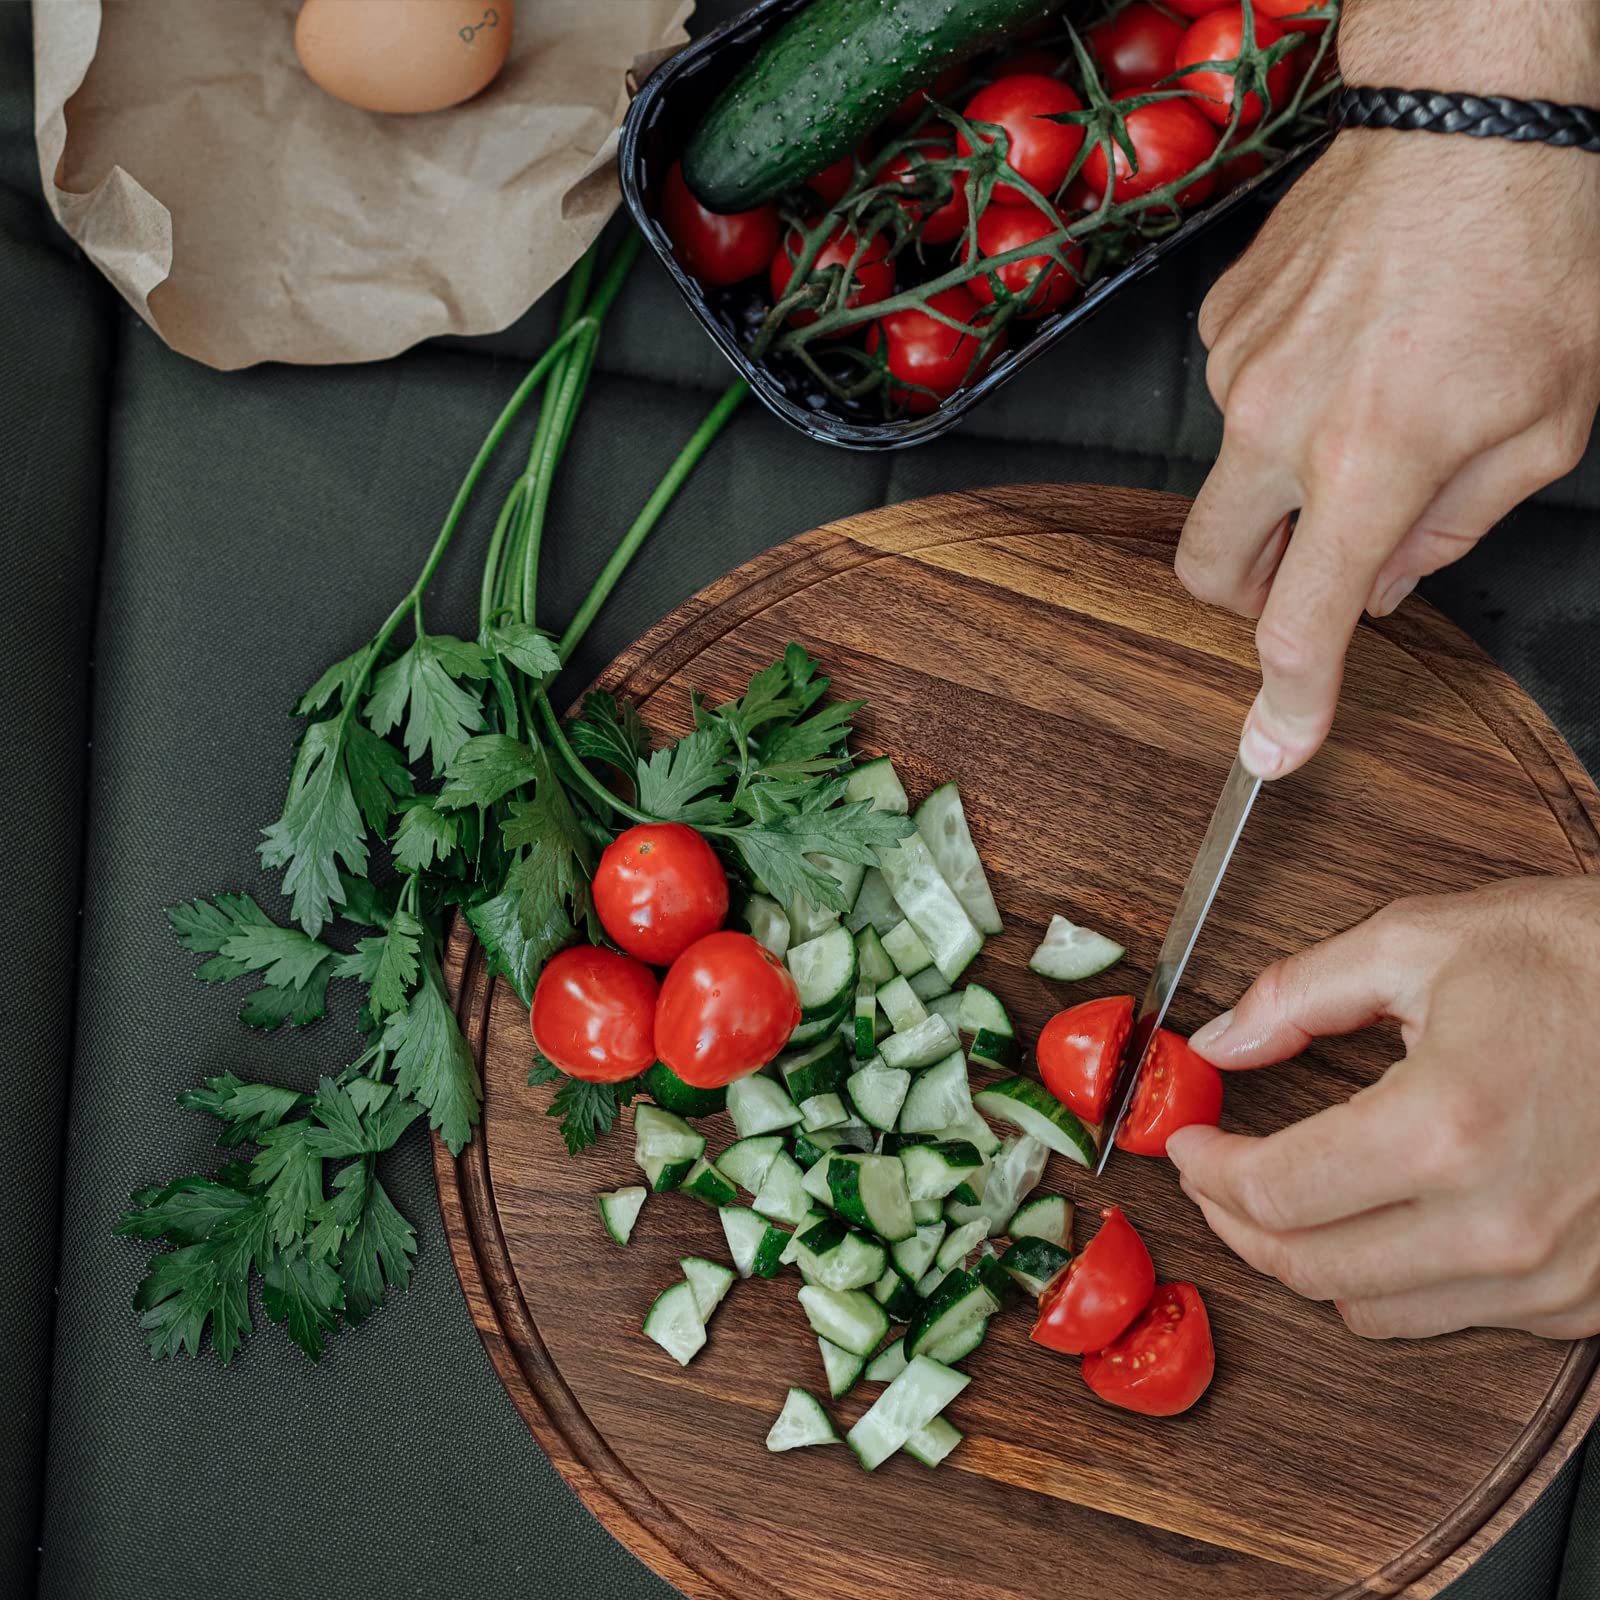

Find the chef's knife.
[{"left": 1094, "top": 753, "right": 1262, "bottom": 1175}]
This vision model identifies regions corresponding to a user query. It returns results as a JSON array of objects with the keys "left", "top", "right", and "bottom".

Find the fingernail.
[
  {"left": 1371, "top": 575, "right": 1417, "bottom": 618},
  {"left": 1188, "top": 1009, "right": 1235, "bottom": 1056},
  {"left": 1239, "top": 716, "right": 1284, "bottom": 779}
]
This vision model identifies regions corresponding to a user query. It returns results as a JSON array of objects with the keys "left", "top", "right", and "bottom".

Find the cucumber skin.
[
  {"left": 642, "top": 1062, "right": 727, "bottom": 1119},
  {"left": 682, "top": 0, "right": 1059, "bottom": 212}
]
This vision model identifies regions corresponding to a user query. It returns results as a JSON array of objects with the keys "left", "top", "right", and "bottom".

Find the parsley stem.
[{"left": 535, "top": 690, "right": 652, "bottom": 826}]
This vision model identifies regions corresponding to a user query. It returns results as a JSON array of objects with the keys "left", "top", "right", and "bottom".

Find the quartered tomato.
[
  {"left": 1083, "top": 1282, "right": 1216, "bottom": 1416},
  {"left": 1115, "top": 1028, "right": 1224, "bottom": 1156},
  {"left": 1032, "top": 1206, "right": 1156, "bottom": 1355},
  {"left": 881, "top": 142, "right": 970, "bottom": 245},
  {"left": 654, "top": 930, "right": 801, "bottom": 1089},
  {"left": 770, "top": 223, "right": 894, "bottom": 331},
  {"left": 593, "top": 822, "right": 728, "bottom": 966},
  {"left": 1082, "top": 93, "right": 1220, "bottom": 207},
  {"left": 530, "top": 946, "right": 658, "bottom": 1084},
  {"left": 1037, "top": 995, "right": 1133, "bottom": 1125},
  {"left": 1175, "top": 7, "right": 1297, "bottom": 129},
  {"left": 957, "top": 74, "right": 1085, "bottom": 207},
  {"left": 660, "top": 160, "right": 779, "bottom": 287},
  {"left": 964, "top": 201, "right": 1083, "bottom": 319},
  {"left": 1088, "top": 2, "right": 1187, "bottom": 93},
  {"left": 866, "top": 285, "right": 1000, "bottom": 414}
]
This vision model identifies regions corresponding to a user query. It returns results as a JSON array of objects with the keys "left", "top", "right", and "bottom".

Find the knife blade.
[{"left": 1094, "top": 752, "right": 1262, "bottom": 1175}]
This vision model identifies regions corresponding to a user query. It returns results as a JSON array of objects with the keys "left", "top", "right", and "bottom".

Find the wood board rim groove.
[{"left": 432, "top": 483, "right": 1600, "bottom": 1600}]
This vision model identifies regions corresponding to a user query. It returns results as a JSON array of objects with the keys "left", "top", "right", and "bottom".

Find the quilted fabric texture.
[{"left": 3, "top": 4, "right": 1596, "bottom": 1599}]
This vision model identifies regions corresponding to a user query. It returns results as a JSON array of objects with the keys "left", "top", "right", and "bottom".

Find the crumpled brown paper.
[{"left": 31, "top": 0, "right": 692, "bottom": 370}]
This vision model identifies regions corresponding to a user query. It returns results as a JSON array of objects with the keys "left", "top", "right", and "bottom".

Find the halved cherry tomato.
[
  {"left": 890, "top": 62, "right": 970, "bottom": 126},
  {"left": 866, "top": 285, "right": 1001, "bottom": 414},
  {"left": 770, "top": 223, "right": 894, "bottom": 332},
  {"left": 1115, "top": 1027, "right": 1224, "bottom": 1156},
  {"left": 659, "top": 160, "right": 779, "bottom": 288},
  {"left": 881, "top": 143, "right": 970, "bottom": 246},
  {"left": 593, "top": 822, "right": 728, "bottom": 967},
  {"left": 1254, "top": 0, "right": 1332, "bottom": 33},
  {"left": 530, "top": 946, "right": 658, "bottom": 1084},
  {"left": 1032, "top": 1206, "right": 1156, "bottom": 1356},
  {"left": 1082, "top": 93, "right": 1219, "bottom": 207},
  {"left": 1083, "top": 1282, "right": 1216, "bottom": 1416},
  {"left": 963, "top": 201, "right": 1083, "bottom": 319},
  {"left": 654, "top": 930, "right": 801, "bottom": 1089},
  {"left": 806, "top": 150, "right": 858, "bottom": 208},
  {"left": 957, "top": 74, "right": 1085, "bottom": 207},
  {"left": 1175, "top": 7, "right": 1298, "bottom": 130},
  {"left": 1088, "top": 2, "right": 1187, "bottom": 93},
  {"left": 1037, "top": 994, "right": 1133, "bottom": 1124}
]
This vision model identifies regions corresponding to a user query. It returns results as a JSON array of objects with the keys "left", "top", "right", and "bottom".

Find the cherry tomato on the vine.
[
  {"left": 1164, "top": 0, "right": 1233, "bottom": 15},
  {"left": 881, "top": 143, "right": 970, "bottom": 246},
  {"left": 866, "top": 285, "right": 1001, "bottom": 414},
  {"left": 890, "top": 62, "right": 969, "bottom": 127},
  {"left": 806, "top": 150, "right": 858, "bottom": 208},
  {"left": 1082, "top": 93, "right": 1220, "bottom": 208},
  {"left": 1083, "top": 1282, "right": 1216, "bottom": 1416},
  {"left": 592, "top": 822, "right": 728, "bottom": 967},
  {"left": 1115, "top": 1027, "right": 1225, "bottom": 1156},
  {"left": 1214, "top": 141, "right": 1267, "bottom": 194},
  {"left": 654, "top": 930, "right": 801, "bottom": 1089},
  {"left": 1254, "top": 0, "right": 1332, "bottom": 33},
  {"left": 1037, "top": 994, "right": 1134, "bottom": 1125},
  {"left": 770, "top": 223, "right": 894, "bottom": 332},
  {"left": 957, "top": 74, "right": 1085, "bottom": 207},
  {"left": 660, "top": 161, "right": 779, "bottom": 288},
  {"left": 1032, "top": 1206, "right": 1156, "bottom": 1356},
  {"left": 963, "top": 202, "right": 1082, "bottom": 319},
  {"left": 1176, "top": 7, "right": 1297, "bottom": 130},
  {"left": 530, "top": 946, "right": 658, "bottom": 1084},
  {"left": 1088, "top": 2, "right": 1187, "bottom": 94}
]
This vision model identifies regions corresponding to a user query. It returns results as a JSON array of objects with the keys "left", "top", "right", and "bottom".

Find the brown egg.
[{"left": 295, "top": 0, "right": 513, "bottom": 115}]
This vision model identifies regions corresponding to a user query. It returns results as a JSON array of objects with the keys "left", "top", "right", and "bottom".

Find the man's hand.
[
  {"left": 1178, "top": 0, "right": 1600, "bottom": 779},
  {"left": 1166, "top": 878, "right": 1600, "bottom": 1341}
]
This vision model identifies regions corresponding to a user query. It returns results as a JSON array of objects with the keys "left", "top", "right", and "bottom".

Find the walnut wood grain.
[{"left": 434, "top": 483, "right": 1600, "bottom": 1600}]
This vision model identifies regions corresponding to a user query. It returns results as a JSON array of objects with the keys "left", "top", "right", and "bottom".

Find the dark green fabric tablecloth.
[{"left": 4, "top": 3, "right": 1597, "bottom": 1596}]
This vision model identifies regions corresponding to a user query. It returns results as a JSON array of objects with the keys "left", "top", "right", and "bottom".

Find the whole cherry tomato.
[
  {"left": 866, "top": 285, "right": 1001, "bottom": 414},
  {"left": 881, "top": 143, "right": 970, "bottom": 246},
  {"left": 890, "top": 62, "right": 969, "bottom": 126},
  {"left": 770, "top": 223, "right": 894, "bottom": 332},
  {"left": 1088, "top": 2, "right": 1187, "bottom": 93},
  {"left": 1083, "top": 1282, "right": 1216, "bottom": 1416},
  {"left": 1032, "top": 1206, "right": 1157, "bottom": 1355},
  {"left": 1037, "top": 994, "right": 1134, "bottom": 1125},
  {"left": 659, "top": 160, "right": 779, "bottom": 288},
  {"left": 1254, "top": 0, "right": 1332, "bottom": 32},
  {"left": 957, "top": 74, "right": 1086, "bottom": 207},
  {"left": 654, "top": 930, "right": 801, "bottom": 1089},
  {"left": 1115, "top": 1028, "right": 1224, "bottom": 1155},
  {"left": 592, "top": 822, "right": 729, "bottom": 967},
  {"left": 1175, "top": 7, "right": 1298, "bottom": 129},
  {"left": 964, "top": 202, "right": 1083, "bottom": 319},
  {"left": 1082, "top": 93, "right": 1220, "bottom": 207},
  {"left": 530, "top": 946, "right": 658, "bottom": 1084},
  {"left": 1214, "top": 142, "right": 1267, "bottom": 195},
  {"left": 806, "top": 150, "right": 858, "bottom": 207},
  {"left": 1164, "top": 0, "right": 1233, "bottom": 14}
]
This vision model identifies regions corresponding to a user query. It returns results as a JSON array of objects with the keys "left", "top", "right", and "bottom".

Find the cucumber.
[
  {"left": 973, "top": 1078, "right": 1099, "bottom": 1167},
  {"left": 753, "top": 1150, "right": 816, "bottom": 1226},
  {"left": 845, "top": 756, "right": 909, "bottom": 815},
  {"left": 1028, "top": 914, "right": 1127, "bottom": 982},
  {"left": 634, "top": 1104, "right": 705, "bottom": 1163},
  {"left": 793, "top": 1121, "right": 873, "bottom": 1169},
  {"left": 872, "top": 1264, "right": 922, "bottom": 1322},
  {"left": 680, "top": 1256, "right": 736, "bottom": 1319},
  {"left": 877, "top": 833, "right": 984, "bottom": 983},
  {"left": 933, "top": 1107, "right": 1001, "bottom": 1159},
  {"left": 826, "top": 1153, "right": 916, "bottom": 1243},
  {"left": 935, "top": 1218, "right": 988, "bottom": 1274},
  {"left": 906, "top": 1269, "right": 992, "bottom": 1357},
  {"left": 891, "top": 1222, "right": 946, "bottom": 1282},
  {"left": 875, "top": 974, "right": 928, "bottom": 1034},
  {"left": 943, "top": 1133, "right": 1047, "bottom": 1237},
  {"left": 779, "top": 1033, "right": 850, "bottom": 1103},
  {"left": 1007, "top": 1194, "right": 1073, "bottom": 1249},
  {"left": 595, "top": 1186, "right": 647, "bottom": 1246},
  {"left": 766, "top": 1387, "right": 839, "bottom": 1451},
  {"left": 969, "top": 1028, "right": 1021, "bottom": 1073},
  {"left": 845, "top": 867, "right": 901, "bottom": 936},
  {"left": 852, "top": 983, "right": 878, "bottom": 1059},
  {"left": 909, "top": 967, "right": 953, "bottom": 1002},
  {"left": 944, "top": 1179, "right": 984, "bottom": 1211},
  {"left": 682, "top": 0, "right": 1056, "bottom": 211},
  {"left": 846, "top": 1063, "right": 911, "bottom": 1132},
  {"left": 906, "top": 1415, "right": 963, "bottom": 1468},
  {"left": 957, "top": 984, "right": 1012, "bottom": 1038},
  {"left": 926, "top": 990, "right": 966, "bottom": 1037},
  {"left": 910, "top": 1195, "right": 944, "bottom": 1226},
  {"left": 787, "top": 924, "right": 858, "bottom": 1021},
  {"left": 881, "top": 919, "right": 935, "bottom": 978},
  {"left": 680, "top": 1157, "right": 738, "bottom": 1208},
  {"left": 728, "top": 1073, "right": 803, "bottom": 1138},
  {"left": 717, "top": 1134, "right": 785, "bottom": 1194},
  {"left": 914, "top": 783, "right": 1003, "bottom": 936},
  {"left": 846, "top": 1354, "right": 970, "bottom": 1471},
  {"left": 720, "top": 1205, "right": 789, "bottom": 1278},
  {"left": 973, "top": 1251, "right": 1014, "bottom": 1309},
  {"left": 915, "top": 1265, "right": 949, "bottom": 1299},
  {"left": 899, "top": 1140, "right": 983, "bottom": 1202},
  {"left": 800, "top": 1092, "right": 849, "bottom": 1131},
  {"left": 739, "top": 893, "right": 791, "bottom": 960},
  {"left": 897, "top": 1051, "right": 974, "bottom": 1134},
  {"left": 879, "top": 1014, "right": 958, "bottom": 1072},
  {"left": 999, "top": 1236, "right": 1073, "bottom": 1297},
  {"left": 643, "top": 1280, "right": 706, "bottom": 1366},
  {"left": 793, "top": 1218, "right": 888, "bottom": 1292},
  {"left": 641, "top": 1061, "right": 726, "bottom": 1119},
  {"left": 819, "top": 1337, "right": 868, "bottom": 1399},
  {"left": 800, "top": 1153, "right": 836, "bottom": 1209},
  {"left": 638, "top": 1152, "right": 695, "bottom": 1193},
  {"left": 785, "top": 893, "right": 840, "bottom": 948},
  {"left": 864, "top": 1335, "right": 908, "bottom": 1384},
  {"left": 854, "top": 925, "right": 896, "bottom": 988},
  {"left": 797, "top": 1285, "right": 890, "bottom": 1357},
  {"left": 922, "top": 1316, "right": 988, "bottom": 1366},
  {"left": 785, "top": 1002, "right": 849, "bottom": 1049}
]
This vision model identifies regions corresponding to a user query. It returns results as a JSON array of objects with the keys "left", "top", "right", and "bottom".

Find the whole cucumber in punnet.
[{"left": 682, "top": 0, "right": 1058, "bottom": 213}]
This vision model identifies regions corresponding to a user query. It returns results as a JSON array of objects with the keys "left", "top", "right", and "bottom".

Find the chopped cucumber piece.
[
  {"left": 1007, "top": 1194, "right": 1074, "bottom": 1248},
  {"left": 909, "top": 967, "right": 953, "bottom": 1001},
  {"left": 957, "top": 983, "right": 1012, "bottom": 1038},
  {"left": 879, "top": 1014, "right": 958, "bottom": 1072},
  {"left": 595, "top": 1187, "right": 647, "bottom": 1246},
  {"left": 680, "top": 1157, "right": 737, "bottom": 1208},
  {"left": 786, "top": 1002, "right": 849, "bottom": 1049},
  {"left": 778, "top": 1033, "right": 850, "bottom": 1103},
  {"left": 973, "top": 1251, "right": 1014, "bottom": 1309},
  {"left": 933, "top": 1107, "right": 1001, "bottom": 1159},
  {"left": 793, "top": 1218, "right": 888, "bottom": 1292},
  {"left": 914, "top": 782, "right": 1002, "bottom": 936},
  {"left": 800, "top": 1092, "right": 849, "bottom": 1131},
  {"left": 728, "top": 1074, "right": 803, "bottom": 1138},
  {"left": 969, "top": 1027, "right": 1021, "bottom": 1073},
  {"left": 720, "top": 1205, "right": 789, "bottom": 1278},
  {"left": 846, "top": 1063, "right": 911, "bottom": 1132},
  {"left": 875, "top": 974, "right": 927, "bottom": 1033},
  {"left": 852, "top": 983, "right": 877, "bottom": 1059},
  {"left": 854, "top": 926, "right": 895, "bottom": 988},
  {"left": 847, "top": 1355, "right": 969, "bottom": 1471},
  {"left": 845, "top": 755, "right": 909, "bottom": 815},
  {"left": 923, "top": 1316, "right": 988, "bottom": 1366},
  {"left": 906, "top": 1415, "right": 963, "bottom": 1467},
  {"left": 891, "top": 1222, "right": 946, "bottom": 1282},
  {"left": 797, "top": 1285, "right": 890, "bottom": 1357},
  {"left": 945, "top": 1134, "right": 1048, "bottom": 1237},
  {"left": 925, "top": 990, "right": 965, "bottom": 1036},
  {"left": 1028, "top": 913, "right": 1127, "bottom": 982},
  {"left": 845, "top": 866, "right": 901, "bottom": 936},
  {"left": 786, "top": 891, "right": 841, "bottom": 947},
  {"left": 905, "top": 1268, "right": 999, "bottom": 1359},
  {"left": 882, "top": 919, "right": 935, "bottom": 978},
  {"left": 794, "top": 1121, "right": 873, "bottom": 1169},
  {"left": 643, "top": 1280, "right": 706, "bottom": 1366},
  {"left": 638, "top": 1152, "right": 695, "bottom": 1192},
  {"left": 634, "top": 1104, "right": 706, "bottom": 1163},
  {"left": 910, "top": 1195, "right": 943, "bottom": 1226},
  {"left": 826, "top": 1153, "right": 915, "bottom": 1242},
  {"left": 944, "top": 1176, "right": 985, "bottom": 1212},
  {"left": 800, "top": 1153, "right": 835, "bottom": 1209},
  {"left": 915, "top": 1265, "right": 948, "bottom": 1298},
  {"left": 935, "top": 1219, "right": 989, "bottom": 1274},
  {"left": 739, "top": 894, "right": 791, "bottom": 960},
  {"left": 999, "top": 1236, "right": 1073, "bottom": 1297},
  {"left": 899, "top": 1140, "right": 984, "bottom": 1202},
  {"left": 973, "top": 1078, "right": 1099, "bottom": 1167},
  {"left": 641, "top": 1062, "right": 726, "bottom": 1119},
  {"left": 818, "top": 1337, "right": 868, "bottom": 1399},
  {"left": 898, "top": 1051, "right": 974, "bottom": 1134},
  {"left": 864, "top": 1337, "right": 907, "bottom": 1384},
  {"left": 872, "top": 1264, "right": 921, "bottom": 1321},
  {"left": 786, "top": 924, "right": 858, "bottom": 1021},
  {"left": 877, "top": 833, "right": 984, "bottom": 983},
  {"left": 766, "top": 1387, "right": 839, "bottom": 1451},
  {"left": 753, "top": 1150, "right": 815, "bottom": 1226},
  {"left": 680, "top": 1256, "right": 736, "bottom": 1320},
  {"left": 717, "top": 1134, "right": 785, "bottom": 1194}
]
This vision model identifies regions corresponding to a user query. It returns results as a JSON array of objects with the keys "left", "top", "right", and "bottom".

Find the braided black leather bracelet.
[{"left": 1329, "top": 85, "right": 1600, "bottom": 153}]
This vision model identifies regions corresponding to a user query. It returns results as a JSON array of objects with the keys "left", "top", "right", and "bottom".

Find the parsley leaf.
[
  {"left": 548, "top": 1076, "right": 623, "bottom": 1154},
  {"left": 177, "top": 1075, "right": 307, "bottom": 1146},
  {"left": 344, "top": 719, "right": 415, "bottom": 834},
  {"left": 116, "top": 1172, "right": 260, "bottom": 1246},
  {"left": 251, "top": 1122, "right": 324, "bottom": 1248},
  {"left": 569, "top": 690, "right": 652, "bottom": 776},
  {"left": 383, "top": 952, "right": 481, "bottom": 1156},
  {"left": 260, "top": 1248, "right": 344, "bottom": 1361},
  {"left": 339, "top": 1171, "right": 416, "bottom": 1325},
  {"left": 633, "top": 725, "right": 735, "bottom": 824},
  {"left": 391, "top": 798, "right": 460, "bottom": 873},
  {"left": 485, "top": 622, "right": 560, "bottom": 679},
  {"left": 370, "top": 907, "right": 424, "bottom": 1018},
  {"left": 167, "top": 895, "right": 340, "bottom": 1030},
  {"left": 366, "top": 634, "right": 490, "bottom": 768},
  {"left": 217, "top": 922, "right": 333, "bottom": 991},
  {"left": 436, "top": 734, "right": 542, "bottom": 812},
  {"left": 294, "top": 645, "right": 369, "bottom": 718}
]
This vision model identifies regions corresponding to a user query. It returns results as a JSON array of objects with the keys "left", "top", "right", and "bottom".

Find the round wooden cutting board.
[{"left": 435, "top": 484, "right": 1600, "bottom": 1600}]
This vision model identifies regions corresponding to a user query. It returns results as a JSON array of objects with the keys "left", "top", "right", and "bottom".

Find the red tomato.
[
  {"left": 1254, "top": 0, "right": 1332, "bottom": 32},
  {"left": 530, "top": 946, "right": 657, "bottom": 1084},
  {"left": 1165, "top": 0, "right": 1233, "bottom": 14},
  {"left": 881, "top": 144, "right": 970, "bottom": 246},
  {"left": 1176, "top": 7, "right": 1297, "bottom": 129},
  {"left": 1088, "top": 2, "right": 1187, "bottom": 93},
  {"left": 770, "top": 224, "right": 894, "bottom": 332},
  {"left": 1214, "top": 142, "right": 1267, "bottom": 194},
  {"left": 890, "top": 62, "right": 969, "bottom": 126},
  {"left": 1083, "top": 1282, "right": 1216, "bottom": 1416},
  {"left": 1037, "top": 994, "right": 1134, "bottom": 1125},
  {"left": 806, "top": 150, "right": 857, "bottom": 207},
  {"left": 1082, "top": 93, "right": 1219, "bottom": 207},
  {"left": 866, "top": 285, "right": 1001, "bottom": 414},
  {"left": 592, "top": 822, "right": 729, "bottom": 967},
  {"left": 1032, "top": 1206, "right": 1156, "bottom": 1356},
  {"left": 654, "top": 930, "right": 801, "bottom": 1089},
  {"left": 963, "top": 202, "right": 1082, "bottom": 319},
  {"left": 659, "top": 160, "right": 779, "bottom": 287},
  {"left": 1115, "top": 1027, "right": 1225, "bottom": 1156},
  {"left": 957, "top": 74, "right": 1086, "bottom": 207}
]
